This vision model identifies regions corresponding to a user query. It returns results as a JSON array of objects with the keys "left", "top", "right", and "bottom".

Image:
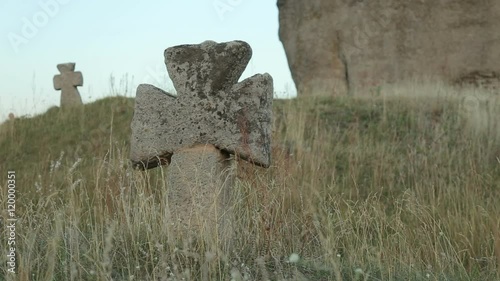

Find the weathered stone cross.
[
  {"left": 130, "top": 40, "right": 273, "bottom": 240},
  {"left": 53, "top": 62, "right": 83, "bottom": 108}
]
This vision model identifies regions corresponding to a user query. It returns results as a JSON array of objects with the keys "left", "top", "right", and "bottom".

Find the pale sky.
[{"left": 0, "top": 0, "right": 296, "bottom": 121}]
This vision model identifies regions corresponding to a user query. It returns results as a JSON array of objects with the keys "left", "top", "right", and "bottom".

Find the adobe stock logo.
[
  {"left": 142, "top": 63, "right": 171, "bottom": 89},
  {"left": 213, "top": 0, "right": 244, "bottom": 21},
  {"left": 7, "top": 0, "right": 72, "bottom": 54}
]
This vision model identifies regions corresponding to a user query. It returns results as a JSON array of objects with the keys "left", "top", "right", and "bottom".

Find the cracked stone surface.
[{"left": 278, "top": 0, "right": 500, "bottom": 96}]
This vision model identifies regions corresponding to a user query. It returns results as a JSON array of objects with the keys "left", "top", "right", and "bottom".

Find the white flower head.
[{"left": 288, "top": 253, "right": 300, "bottom": 263}]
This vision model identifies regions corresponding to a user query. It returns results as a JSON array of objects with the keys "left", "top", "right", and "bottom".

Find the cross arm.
[{"left": 130, "top": 84, "right": 177, "bottom": 169}]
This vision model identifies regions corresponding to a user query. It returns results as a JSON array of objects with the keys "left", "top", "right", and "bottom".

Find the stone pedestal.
[{"left": 166, "top": 144, "right": 235, "bottom": 244}]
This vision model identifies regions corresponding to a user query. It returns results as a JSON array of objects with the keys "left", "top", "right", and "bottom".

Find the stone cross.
[
  {"left": 130, "top": 40, "right": 273, "bottom": 242},
  {"left": 53, "top": 63, "right": 83, "bottom": 108}
]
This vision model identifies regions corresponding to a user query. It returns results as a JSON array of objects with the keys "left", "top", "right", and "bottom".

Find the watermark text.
[
  {"left": 8, "top": 0, "right": 72, "bottom": 53},
  {"left": 213, "top": 0, "right": 244, "bottom": 20},
  {"left": 6, "top": 171, "right": 17, "bottom": 274}
]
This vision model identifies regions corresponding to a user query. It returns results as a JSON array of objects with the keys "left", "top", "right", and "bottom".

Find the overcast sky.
[{"left": 0, "top": 0, "right": 295, "bottom": 121}]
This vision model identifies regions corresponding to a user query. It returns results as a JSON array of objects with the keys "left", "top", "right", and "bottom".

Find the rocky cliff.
[{"left": 278, "top": 0, "right": 500, "bottom": 96}]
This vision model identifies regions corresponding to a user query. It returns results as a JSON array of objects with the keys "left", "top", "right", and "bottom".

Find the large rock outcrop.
[{"left": 278, "top": 0, "right": 500, "bottom": 96}]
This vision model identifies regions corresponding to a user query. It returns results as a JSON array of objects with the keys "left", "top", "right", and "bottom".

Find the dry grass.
[{"left": 0, "top": 81, "right": 499, "bottom": 280}]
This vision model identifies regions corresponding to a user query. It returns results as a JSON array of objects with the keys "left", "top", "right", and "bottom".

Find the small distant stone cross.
[
  {"left": 130, "top": 40, "right": 273, "bottom": 242},
  {"left": 53, "top": 63, "right": 83, "bottom": 108}
]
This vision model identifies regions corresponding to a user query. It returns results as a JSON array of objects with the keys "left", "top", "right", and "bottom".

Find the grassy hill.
[
  {"left": 0, "top": 97, "right": 133, "bottom": 189},
  {"left": 1, "top": 84, "right": 499, "bottom": 280}
]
